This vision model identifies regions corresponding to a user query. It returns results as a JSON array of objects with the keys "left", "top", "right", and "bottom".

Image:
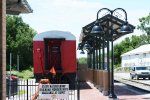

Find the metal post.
[
  {"left": 89, "top": 53, "right": 92, "bottom": 69},
  {"left": 108, "top": 9, "right": 117, "bottom": 99},
  {"left": 91, "top": 52, "right": 93, "bottom": 69},
  {"left": 93, "top": 48, "right": 95, "bottom": 69},
  {"left": 96, "top": 36, "right": 98, "bottom": 69},
  {"left": 99, "top": 41, "right": 101, "bottom": 70},
  {"left": 17, "top": 55, "right": 19, "bottom": 71},
  {"left": 106, "top": 21, "right": 111, "bottom": 95},
  {"left": 91, "top": 53, "right": 93, "bottom": 69},
  {"left": 9, "top": 53, "right": 12, "bottom": 98},
  {"left": 108, "top": 34, "right": 117, "bottom": 98},
  {"left": 77, "top": 61, "right": 80, "bottom": 100},
  {"left": 102, "top": 35, "right": 105, "bottom": 70},
  {"left": 27, "top": 79, "right": 29, "bottom": 100}
]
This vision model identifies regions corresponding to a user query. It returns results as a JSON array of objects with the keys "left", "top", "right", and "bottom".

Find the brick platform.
[
  {"left": 80, "top": 82, "right": 107, "bottom": 100},
  {"left": 80, "top": 82, "right": 150, "bottom": 100}
]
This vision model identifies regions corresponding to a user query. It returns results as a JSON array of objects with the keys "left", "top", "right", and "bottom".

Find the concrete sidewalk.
[{"left": 79, "top": 81, "right": 150, "bottom": 100}]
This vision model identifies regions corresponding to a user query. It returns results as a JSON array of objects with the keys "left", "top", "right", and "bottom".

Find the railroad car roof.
[{"left": 33, "top": 31, "right": 76, "bottom": 41}]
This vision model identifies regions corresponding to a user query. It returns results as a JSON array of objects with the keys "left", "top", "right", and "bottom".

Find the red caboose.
[{"left": 33, "top": 31, "right": 76, "bottom": 84}]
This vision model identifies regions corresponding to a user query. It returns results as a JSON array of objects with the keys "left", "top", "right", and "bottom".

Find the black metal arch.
[{"left": 80, "top": 14, "right": 135, "bottom": 43}]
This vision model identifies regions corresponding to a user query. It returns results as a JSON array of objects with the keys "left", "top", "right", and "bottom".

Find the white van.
[{"left": 130, "top": 66, "right": 150, "bottom": 80}]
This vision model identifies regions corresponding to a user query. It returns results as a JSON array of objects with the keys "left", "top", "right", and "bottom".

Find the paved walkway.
[
  {"left": 80, "top": 82, "right": 107, "bottom": 100},
  {"left": 80, "top": 81, "right": 150, "bottom": 100}
]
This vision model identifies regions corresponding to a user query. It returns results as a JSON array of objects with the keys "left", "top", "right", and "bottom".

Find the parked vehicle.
[{"left": 130, "top": 66, "right": 150, "bottom": 80}]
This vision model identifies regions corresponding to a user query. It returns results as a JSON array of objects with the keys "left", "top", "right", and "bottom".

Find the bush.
[
  {"left": 78, "top": 57, "right": 87, "bottom": 64},
  {"left": 114, "top": 66, "right": 130, "bottom": 73},
  {"left": 8, "top": 67, "right": 34, "bottom": 79}
]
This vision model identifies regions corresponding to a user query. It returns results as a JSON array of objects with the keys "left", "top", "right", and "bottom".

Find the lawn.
[{"left": 7, "top": 68, "right": 34, "bottom": 79}]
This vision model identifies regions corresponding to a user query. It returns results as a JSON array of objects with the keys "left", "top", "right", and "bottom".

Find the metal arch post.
[
  {"left": 96, "top": 8, "right": 112, "bottom": 20},
  {"left": 109, "top": 11, "right": 117, "bottom": 98},
  {"left": 106, "top": 20, "right": 111, "bottom": 95},
  {"left": 113, "top": 8, "right": 128, "bottom": 21}
]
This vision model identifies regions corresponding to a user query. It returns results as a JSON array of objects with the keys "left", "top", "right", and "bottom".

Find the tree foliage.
[
  {"left": 114, "top": 35, "right": 150, "bottom": 65},
  {"left": 137, "top": 13, "right": 150, "bottom": 35},
  {"left": 6, "top": 15, "right": 36, "bottom": 70}
]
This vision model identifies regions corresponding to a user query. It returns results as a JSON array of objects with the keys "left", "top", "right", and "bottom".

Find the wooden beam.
[{"left": 0, "top": 0, "right": 6, "bottom": 99}]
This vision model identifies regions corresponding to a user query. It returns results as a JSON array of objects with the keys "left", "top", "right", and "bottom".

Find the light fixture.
[
  {"left": 91, "top": 21, "right": 104, "bottom": 34},
  {"left": 83, "top": 42, "right": 91, "bottom": 50},
  {"left": 120, "top": 22, "right": 133, "bottom": 33},
  {"left": 78, "top": 43, "right": 84, "bottom": 50}
]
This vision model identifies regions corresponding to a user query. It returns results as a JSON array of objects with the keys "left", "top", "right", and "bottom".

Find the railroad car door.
[
  {"left": 49, "top": 41, "right": 61, "bottom": 71},
  {"left": 44, "top": 39, "right": 65, "bottom": 73}
]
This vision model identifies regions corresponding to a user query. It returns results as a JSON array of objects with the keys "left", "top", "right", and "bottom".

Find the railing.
[
  {"left": 6, "top": 79, "right": 38, "bottom": 100},
  {"left": 6, "top": 79, "right": 79, "bottom": 100}
]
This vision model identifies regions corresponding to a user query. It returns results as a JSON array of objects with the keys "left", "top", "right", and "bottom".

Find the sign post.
[{"left": 39, "top": 84, "right": 69, "bottom": 100}]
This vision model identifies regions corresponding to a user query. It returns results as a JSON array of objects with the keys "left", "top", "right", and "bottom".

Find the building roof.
[
  {"left": 6, "top": 0, "right": 33, "bottom": 15},
  {"left": 121, "top": 44, "right": 150, "bottom": 57},
  {"left": 33, "top": 31, "right": 76, "bottom": 41}
]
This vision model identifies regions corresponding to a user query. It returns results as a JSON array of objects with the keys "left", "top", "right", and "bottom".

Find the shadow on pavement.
[
  {"left": 79, "top": 82, "right": 92, "bottom": 90},
  {"left": 114, "top": 81, "right": 150, "bottom": 96}
]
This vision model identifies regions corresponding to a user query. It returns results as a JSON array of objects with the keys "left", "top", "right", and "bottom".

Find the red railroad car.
[{"left": 33, "top": 31, "right": 76, "bottom": 84}]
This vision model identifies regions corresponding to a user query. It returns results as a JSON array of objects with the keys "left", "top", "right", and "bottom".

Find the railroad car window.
[{"left": 52, "top": 46, "right": 60, "bottom": 53}]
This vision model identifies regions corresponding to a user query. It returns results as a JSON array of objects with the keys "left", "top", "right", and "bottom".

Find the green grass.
[
  {"left": 7, "top": 68, "right": 34, "bottom": 79},
  {"left": 18, "top": 90, "right": 26, "bottom": 95}
]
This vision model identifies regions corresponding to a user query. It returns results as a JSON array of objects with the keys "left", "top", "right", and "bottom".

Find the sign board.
[{"left": 38, "top": 84, "right": 69, "bottom": 100}]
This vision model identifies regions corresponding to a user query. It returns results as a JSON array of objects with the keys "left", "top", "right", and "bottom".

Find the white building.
[{"left": 121, "top": 44, "right": 150, "bottom": 67}]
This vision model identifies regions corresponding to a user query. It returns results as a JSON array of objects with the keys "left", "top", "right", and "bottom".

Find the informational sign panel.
[{"left": 38, "top": 84, "right": 69, "bottom": 100}]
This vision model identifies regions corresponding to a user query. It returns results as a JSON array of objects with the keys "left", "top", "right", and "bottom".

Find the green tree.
[
  {"left": 114, "top": 35, "right": 146, "bottom": 65},
  {"left": 137, "top": 13, "right": 150, "bottom": 35},
  {"left": 114, "top": 43, "right": 124, "bottom": 65},
  {"left": 6, "top": 15, "right": 36, "bottom": 70},
  {"left": 130, "top": 35, "right": 141, "bottom": 48}
]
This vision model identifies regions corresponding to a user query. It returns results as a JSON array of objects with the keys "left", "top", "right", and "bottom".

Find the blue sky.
[{"left": 21, "top": 0, "right": 150, "bottom": 57}]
